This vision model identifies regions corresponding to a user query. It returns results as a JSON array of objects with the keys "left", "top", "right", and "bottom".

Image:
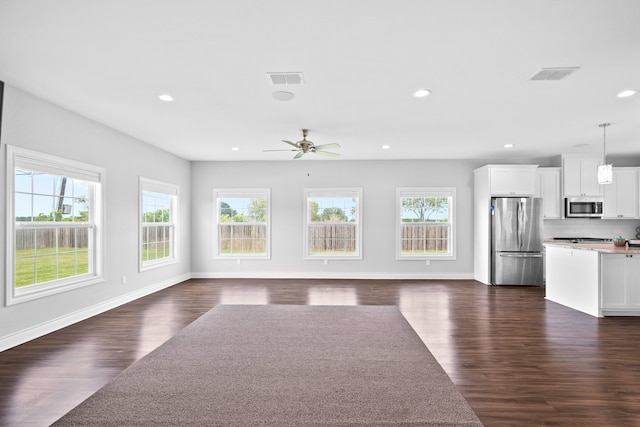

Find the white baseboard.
[
  {"left": 191, "top": 271, "right": 475, "bottom": 280},
  {"left": 0, "top": 273, "right": 191, "bottom": 353}
]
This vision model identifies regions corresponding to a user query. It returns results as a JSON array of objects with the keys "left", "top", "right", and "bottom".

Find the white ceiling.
[{"left": 1, "top": 0, "right": 639, "bottom": 162}]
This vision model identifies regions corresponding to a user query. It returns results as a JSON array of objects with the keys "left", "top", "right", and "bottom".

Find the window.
[
  {"left": 6, "top": 145, "right": 105, "bottom": 305},
  {"left": 304, "top": 188, "right": 362, "bottom": 260},
  {"left": 397, "top": 187, "right": 456, "bottom": 260},
  {"left": 213, "top": 188, "right": 270, "bottom": 259},
  {"left": 140, "top": 178, "right": 178, "bottom": 271}
]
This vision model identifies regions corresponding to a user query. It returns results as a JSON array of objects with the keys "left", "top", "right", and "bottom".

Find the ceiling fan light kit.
[{"left": 264, "top": 129, "right": 341, "bottom": 159}]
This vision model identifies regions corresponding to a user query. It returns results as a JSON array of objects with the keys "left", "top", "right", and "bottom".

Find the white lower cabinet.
[{"left": 601, "top": 254, "right": 640, "bottom": 312}]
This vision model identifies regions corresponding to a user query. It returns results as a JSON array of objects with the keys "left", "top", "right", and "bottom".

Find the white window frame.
[
  {"left": 396, "top": 187, "right": 456, "bottom": 261},
  {"left": 213, "top": 188, "right": 271, "bottom": 259},
  {"left": 139, "top": 177, "right": 179, "bottom": 272},
  {"left": 303, "top": 187, "right": 363, "bottom": 260},
  {"left": 6, "top": 145, "right": 105, "bottom": 306}
]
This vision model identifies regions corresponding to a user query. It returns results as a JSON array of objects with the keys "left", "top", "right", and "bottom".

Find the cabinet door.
[
  {"left": 580, "top": 158, "right": 603, "bottom": 197},
  {"left": 628, "top": 256, "right": 640, "bottom": 308},
  {"left": 512, "top": 169, "right": 536, "bottom": 195},
  {"left": 490, "top": 168, "right": 535, "bottom": 196},
  {"left": 563, "top": 157, "right": 603, "bottom": 197},
  {"left": 603, "top": 168, "right": 639, "bottom": 218},
  {"left": 601, "top": 254, "right": 628, "bottom": 309},
  {"left": 489, "top": 168, "right": 514, "bottom": 195},
  {"left": 536, "top": 168, "right": 561, "bottom": 219},
  {"left": 563, "top": 157, "right": 582, "bottom": 196}
]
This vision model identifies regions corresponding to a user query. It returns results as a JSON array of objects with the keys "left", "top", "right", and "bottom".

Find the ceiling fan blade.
[
  {"left": 263, "top": 149, "right": 298, "bottom": 152},
  {"left": 314, "top": 151, "right": 340, "bottom": 157},
  {"left": 282, "top": 140, "right": 300, "bottom": 148},
  {"left": 293, "top": 151, "right": 305, "bottom": 159},
  {"left": 313, "top": 143, "right": 341, "bottom": 151}
]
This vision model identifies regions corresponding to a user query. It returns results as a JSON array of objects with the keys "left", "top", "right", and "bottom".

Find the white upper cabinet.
[
  {"left": 603, "top": 167, "right": 639, "bottom": 219},
  {"left": 535, "top": 167, "right": 561, "bottom": 219},
  {"left": 562, "top": 155, "right": 603, "bottom": 197},
  {"left": 488, "top": 165, "right": 537, "bottom": 196}
]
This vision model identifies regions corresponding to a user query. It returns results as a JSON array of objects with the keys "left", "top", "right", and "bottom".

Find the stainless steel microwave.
[{"left": 565, "top": 197, "right": 603, "bottom": 218}]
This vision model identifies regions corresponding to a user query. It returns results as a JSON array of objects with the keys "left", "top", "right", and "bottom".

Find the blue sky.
[{"left": 15, "top": 170, "right": 89, "bottom": 219}]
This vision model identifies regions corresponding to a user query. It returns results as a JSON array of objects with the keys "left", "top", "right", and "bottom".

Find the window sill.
[
  {"left": 139, "top": 258, "right": 179, "bottom": 272},
  {"left": 8, "top": 276, "right": 105, "bottom": 306}
]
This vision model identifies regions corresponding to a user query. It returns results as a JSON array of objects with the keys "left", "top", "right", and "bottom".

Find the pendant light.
[{"left": 597, "top": 123, "right": 613, "bottom": 185}]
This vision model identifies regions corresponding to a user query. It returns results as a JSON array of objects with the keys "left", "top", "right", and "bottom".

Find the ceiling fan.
[{"left": 264, "top": 129, "right": 340, "bottom": 159}]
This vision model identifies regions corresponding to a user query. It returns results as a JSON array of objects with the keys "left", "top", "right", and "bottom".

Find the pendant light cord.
[{"left": 599, "top": 123, "right": 610, "bottom": 163}]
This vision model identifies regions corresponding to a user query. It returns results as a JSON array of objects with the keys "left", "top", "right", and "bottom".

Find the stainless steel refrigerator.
[{"left": 491, "top": 197, "right": 544, "bottom": 286}]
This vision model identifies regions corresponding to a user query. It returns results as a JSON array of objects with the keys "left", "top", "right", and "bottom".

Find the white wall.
[
  {"left": 191, "top": 159, "right": 487, "bottom": 279},
  {"left": 0, "top": 85, "right": 192, "bottom": 350}
]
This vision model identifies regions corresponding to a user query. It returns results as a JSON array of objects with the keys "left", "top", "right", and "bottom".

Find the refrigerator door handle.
[
  {"left": 499, "top": 253, "right": 543, "bottom": 258},
  {"left": 516, "top": 200, "right": 521, "bottom": 249},
  {"left": 518, "top": 199, "right": 524, "bottom": 250}
]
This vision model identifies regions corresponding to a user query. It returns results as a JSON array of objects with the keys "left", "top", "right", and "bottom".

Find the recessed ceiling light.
[
  {"left": 272, "top": 91, "right": 295, "bottom": 101},
  {"left": 617, "top": 89, "right": 639, "bottom": 98},
  {"left": 157, "top": 93, "right": 174, "bottom": 102},
  {"left": 382, "top": 145, "right": 390, "bottom": 150},
  {"left": 231, "top": 147, "right": 240, "bottom": 151},
  {"left": 572, "top": 143, "right": 590, "bottom": 148},
  {"left": 504, "top": 144, "right": 514, "bottom": 148},
  {"left": 413, "top": 89, "right": 431, "bottom": 98}
]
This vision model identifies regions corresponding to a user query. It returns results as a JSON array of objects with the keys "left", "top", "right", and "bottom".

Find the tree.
[
  {"left": 350, "top": 197, "right": 357, "bottom": 221},
  {"left": 402, "top": 197, "right": 448, "bottom": 222},
  {"left": 143, "top": 209, "right": 170, "bottom": 223},
  {"left": 309, "top": 201, "right": 321, "bottom": 221},
  {"left": 247, "top": 198, "right": 267, "bottom": 222},
  {"left": 220, "top": 201, "right": 237, "bottom": 218},
  {"left": 320, "top": 207, "right": 348, "bottom": 222}
]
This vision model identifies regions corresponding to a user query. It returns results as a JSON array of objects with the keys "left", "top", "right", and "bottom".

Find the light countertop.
[{"left": 543, "top": 240, "right": 640, "bottom": 255}]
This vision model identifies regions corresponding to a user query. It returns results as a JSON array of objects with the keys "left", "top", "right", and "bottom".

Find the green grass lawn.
[
  {"left": 15, "top": 248, "right": 89, "bottom": 288},
  {"left": 401, "top": 249, "right": 448, "bottom": 254},
  {"left": 310, "top": 249, "right": 357, "bottom": 255},
  {"left": 142, "top": 247, "right": 171, "bottom": 261}
]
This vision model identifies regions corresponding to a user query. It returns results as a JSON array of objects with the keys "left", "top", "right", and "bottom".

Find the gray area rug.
[{"left": 53, "top": 305, "right": 483, "bottom": 426}]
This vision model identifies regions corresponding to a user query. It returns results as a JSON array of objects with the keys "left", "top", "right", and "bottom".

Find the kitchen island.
[{"left": 544, "top": 241, "right": 640, "bottom": 317}]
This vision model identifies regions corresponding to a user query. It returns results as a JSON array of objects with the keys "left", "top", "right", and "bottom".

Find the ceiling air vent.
[
  {"left": 528, "top": 67, "right": 580, "bottom": 81},
  {"left": 267, "top": 72, "right": 304, "bottom": 85}
]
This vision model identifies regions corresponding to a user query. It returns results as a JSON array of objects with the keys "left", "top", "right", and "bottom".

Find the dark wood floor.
[{"left": 2, "top": 279, "right": 640, "bottom": 426}]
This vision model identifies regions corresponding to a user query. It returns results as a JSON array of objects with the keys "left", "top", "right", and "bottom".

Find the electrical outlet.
[
  {"left": 426, "top": 260, "right": 431, "bottom": 266},
  {"left": 121, "top": 275, "right": 126, "bottom": 284}
]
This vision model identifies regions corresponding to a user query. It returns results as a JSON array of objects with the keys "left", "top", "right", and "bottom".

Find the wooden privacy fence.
[
  {"left": 16, "top": 228, "right": 89, "bottom": 250},
  {"left": 142, "top": 225, "right": 172, "bottom": 245},
  {"left": 17, "top": 223, "right": 449, "bottom": 252},
  {"left": 401, "top": 223, "right": 449, "bottom": 252},
  {"left": 219, "top": 223, "right": 449, "bottom": 253},
  {"left": 309, "top": 223, "right": 357, "bottom": 252},
  {"left": 219, "top": 224, "right": 267, "bottom": 252}
]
